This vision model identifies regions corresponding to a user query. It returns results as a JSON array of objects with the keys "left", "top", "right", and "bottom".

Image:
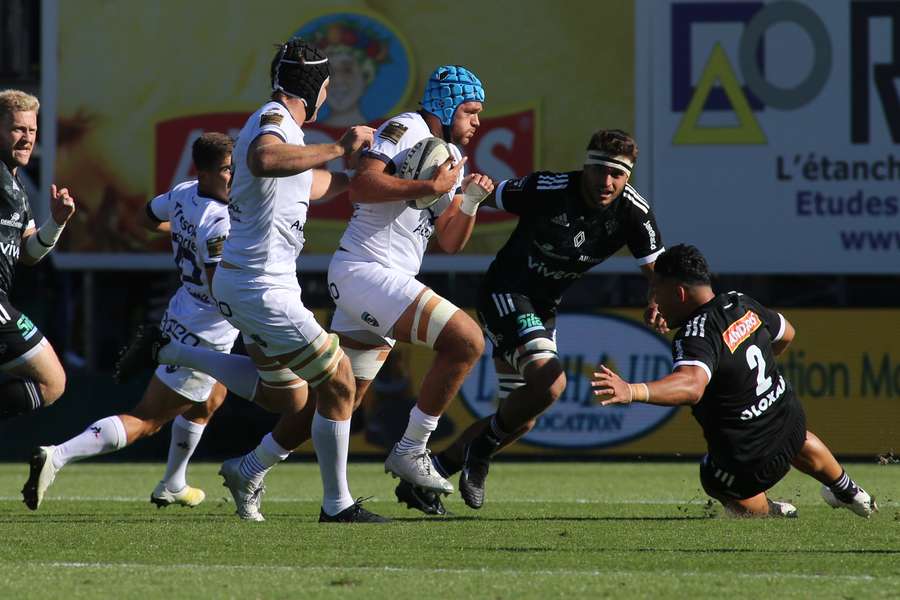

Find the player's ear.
[{"left": 676, "top": 285, "right": 688, "bottom": 303}]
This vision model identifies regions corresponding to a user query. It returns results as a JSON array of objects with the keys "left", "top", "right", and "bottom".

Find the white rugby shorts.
[
  {"left": 212, "top": 266, "right": 326, "bottom": 356},
  {"left": 155, "top": 292, "right": 238, "bottom": 403},
  {"left": 327, "top": 253, "right": 425, "bottom": 346}
]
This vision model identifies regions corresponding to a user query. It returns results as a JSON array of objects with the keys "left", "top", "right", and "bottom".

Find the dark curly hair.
[
  {"left": 653, "top": 244, "right": 712, "bottom": 286},
  {"left": 586, "top": 129, "right": 638, "bottom": 163},
  {"left": 192, "top": 132, "right": 233, "bottom": 172}
]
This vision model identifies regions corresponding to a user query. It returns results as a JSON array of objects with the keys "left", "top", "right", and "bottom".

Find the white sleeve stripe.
[
  {"left": 625, "top": 194, "right": 649, "bottom": 214},
  {"left": 495, "top": 180, "right": 508, "bottom": 211},
  {"left": 635, "top": 247, "right": 665, "bottom": 266},
  {"left": 624, "top": 187, "right": 650, "bottom": 210},
  {"left": 774, "top": 313, "right": 786, "bottom": 342},
  {"left": 673, "top": 360, "right": 712, "bottom": 383}
]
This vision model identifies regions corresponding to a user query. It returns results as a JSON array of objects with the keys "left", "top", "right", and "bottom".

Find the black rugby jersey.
[
  {"left": 484, "top": 171, "right": 663, "bottom": 306},
  {"left": 0, "top": 162, "right": 34, "bottom": 295},
  {"left": 672, "top": 291, "right": 804, "bottom": 468}
]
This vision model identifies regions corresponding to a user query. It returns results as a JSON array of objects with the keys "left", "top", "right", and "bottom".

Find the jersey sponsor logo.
[
  {"left": 17, "top": 314, "right": 37, "bottom": 341},
  {"left": 378, "top": 120, "right": 408, "bottom": 143},
  {"left": 259, "top": 111, "right": 284, "bottom": 127},
  {"left": 643, "top": 220, "right": 658, "bottom": 250},
  {"left": 461, "top": 313, "right": 677, "bottom": 449},
  {"left": 361, "top": 312, "right": 380, "bottom": 328},
  {"left": 573, "top": 231, "right": 586, "bottom": 247},
  {"left": 527, "top": 255, "right": 581, "bottom": 280},
  {"left": 740, "top": 375, "right": 786, "bottom": 420},
  {"left": 0, "top": 218, "right": 23, "bottom": 229},
  {"left": 0, "top": 242, "right": 20, "bottom": 260},
  {"left": 206, "top": 235, "right": 226, "bottom": 259},
  {"left": 249, "top": 333, "right": 268, "bottom": 348},
  {"left": 722, "top": 310, "right": 762, "bottom": 353}
]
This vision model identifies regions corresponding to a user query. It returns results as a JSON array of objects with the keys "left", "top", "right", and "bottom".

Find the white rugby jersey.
[
  {"left": 338, "top": 111, "right": 464, "bottom": 276},
  {"left": 224, "top": 101, "right": 313, "bottom": 275},
  {"left": 148, "top": 180, "right": 235, "bottom": 341}
]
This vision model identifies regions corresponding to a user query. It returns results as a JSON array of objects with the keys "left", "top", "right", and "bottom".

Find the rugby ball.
[{"left": 398, "top": 136, "right": 453, "bottom": 209}]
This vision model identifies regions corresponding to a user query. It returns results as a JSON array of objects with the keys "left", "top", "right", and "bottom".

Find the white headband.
[{"left": 584, "top": 151, "right": 634, "bottom": 174}]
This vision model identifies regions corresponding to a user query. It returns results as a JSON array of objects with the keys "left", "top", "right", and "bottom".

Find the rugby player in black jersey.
[
  {"left": 0, "top": 90, "right": 75, "bottom": 422},
  {"left": 394, "top": 129, "right": 668, "bottom": 513},
  {"left": 591, "top": 244, "right": 876, "bottom": 518}
]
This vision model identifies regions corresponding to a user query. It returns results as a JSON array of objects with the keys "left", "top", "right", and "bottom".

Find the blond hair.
[{"left": 0, "top": 89, "right": 40, "bottom": 120}]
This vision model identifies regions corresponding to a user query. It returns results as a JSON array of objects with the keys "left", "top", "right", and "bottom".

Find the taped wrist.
[
  {"left": 628, "top": 383, "right": 650, "bottom": 403},
  {"left": 460, "top": 182, "right": 490, "bottom": 216},
  {"left": 25, "top": 218, "right": 66, "bottom": 261}
]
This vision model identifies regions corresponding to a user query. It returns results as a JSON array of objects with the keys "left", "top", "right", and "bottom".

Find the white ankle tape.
[{"left": 410, "top": 289, "right": 458, "bottom": 348}]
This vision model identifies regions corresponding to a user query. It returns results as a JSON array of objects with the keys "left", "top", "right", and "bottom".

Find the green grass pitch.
[{"left": 0, "top": 462, "right": 897, "bottom": 598}]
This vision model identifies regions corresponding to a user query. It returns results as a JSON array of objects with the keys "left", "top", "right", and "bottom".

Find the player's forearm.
[
  {"left": 643, "top": 372, "right": 705, "bottom": 406},
  {"left": 310, "top": 170, "right": 350, "bottom": 202},
  {"left": 249, "top": 142, "right": 344, "bottom": 178},
  {"left": 436, "top": 198, "right": 475, "bottom": 254},
  {"left": 349, "top": 170, "right": 437, "bottom": 204}
]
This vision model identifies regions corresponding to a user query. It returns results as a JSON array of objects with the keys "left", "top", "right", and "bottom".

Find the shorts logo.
[
  {"left": 361, "top": 312, "right": 380, "bottom": 328},
  {"left": 516, "top": 313, "right": 543, "bottom": 336},
  {"left": 722, "top": 310, "right": 762, "bottom": 353},
  {"left": 165, "top": 364, "right": 180, "bottom": 374},
  {"left": 250, "top": 333, "right": 268, "bottom": 348},
  {"left": 17, "top": 315, "right": 37, "bottom": 341}
]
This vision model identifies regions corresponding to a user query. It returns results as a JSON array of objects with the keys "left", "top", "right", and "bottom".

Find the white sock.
[
  {"left": 161, "top": 415, "right": 205, "bottom": 492},
  {"left": 312, "top": 411, "right": 354, "bottom": 516},
  {"left": 52, "top": 416, "right": 127, "bottom": 469},
  {"left": 394, "top": 405, "right": 440, "bottom": 455},
  {"left": 238, "top": 432, "right": 290, "bottom": 488},
  {"left": 158, "top": 344, "right": 259, "bottom": 401}
]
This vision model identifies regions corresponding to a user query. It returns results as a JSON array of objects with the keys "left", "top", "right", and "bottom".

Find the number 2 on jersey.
[{"left": 745, "top": 344, "right": 773, "bottom": 396}]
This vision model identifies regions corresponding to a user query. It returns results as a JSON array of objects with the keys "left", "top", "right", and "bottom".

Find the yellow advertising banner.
[
  {"left": 323, "top": 309, "right": 900, "bottom": 457},
  {"left": 51, "top": 0, "right": 634, "bottom": 261}
]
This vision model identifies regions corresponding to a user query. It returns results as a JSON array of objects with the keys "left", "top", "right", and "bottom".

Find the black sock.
[
  {"left": 0, "top": 377, "right": 44, "bottom": 420},
  {"left": 828, "top": 470, "right": 859, "bottom": 503}
]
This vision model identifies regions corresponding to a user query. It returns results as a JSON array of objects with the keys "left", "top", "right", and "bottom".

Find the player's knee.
[
  {"left": 322, "top": 355, "right": 356, "bottom": 404},
  {"left": 436, "top": 317, "right": 484, "bottom": 366}
]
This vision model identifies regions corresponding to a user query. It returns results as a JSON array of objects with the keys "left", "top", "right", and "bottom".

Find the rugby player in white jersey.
[
  {"left": 326, "top": 65, "right": 493, "bottom": 496},
  {"left": 23, "top": 133, "right": 238, "bottom": 511},
  {"left": 116, "top": 39, "right": 385, "bottom": 522}
]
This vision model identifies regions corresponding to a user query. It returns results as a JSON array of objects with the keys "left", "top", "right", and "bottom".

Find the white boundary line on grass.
[
  {"left": 8, "top": 562, "right": 888, "bottom": 583},
  {"left": 1, "top": 495, "right": 896, "bottom": 507}
]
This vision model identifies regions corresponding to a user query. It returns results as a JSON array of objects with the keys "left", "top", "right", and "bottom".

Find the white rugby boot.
[
  {"left": 22, "top": 446, "right": 60, "bottom": 511},
  {"left": 821, "top": 485, "right": 877, "bottom": 518},
  {"left": 219, "top": 457, "right": 266, "bottom": 522},
  {"left": 767, "top": 499, "right": 799, "bottom": 518},
  {"left": 384, "top": 445, "right": 454, "bottom": 494},
  {"left": 150, "top": 481, "right": 206, "bottom": 508}
]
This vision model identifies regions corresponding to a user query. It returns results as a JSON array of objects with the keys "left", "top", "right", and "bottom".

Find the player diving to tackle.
[
  {"left": 117, "top": 39, "right": 387, "bottom": 522},
  {"left": 403, "top": 129, "right": 667, "bottom": 514},
  {"left": 23, "top": 133, "right": 238, "bottom": 511},
  {"left": 592, "top": 244, "right": 876, "bottom": 518},
  {"left": 327, "top": 64, "right": 494, "bottom": 500}
]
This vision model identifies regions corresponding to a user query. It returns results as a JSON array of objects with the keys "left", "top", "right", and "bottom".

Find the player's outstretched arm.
[
  {"left": 20, "top": 184, "right": 75, "bottom": 266},
  {"left": 591, "top": 364, "right": 707, "bottom": 407},
  {"left": 350, "top": 156, "right": 465, "bottom": 204},
  {"left": 138, "top": 205, "right": 170, "bottom": 234},
  {"left": 310, "top": 169, "right": 349, "bottom": 202},
  {"left": 433, "top": 174, "right": 494, "bottom": 253},
  {"left": 248, "top": 126, "right": 373, "bottom": 178}
]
